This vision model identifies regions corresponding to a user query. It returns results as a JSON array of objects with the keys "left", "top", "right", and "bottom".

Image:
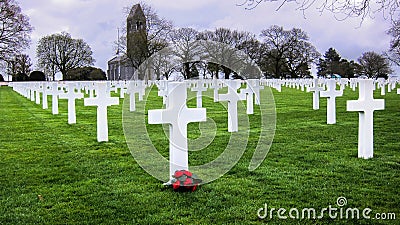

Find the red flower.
[
  {"left": 183, "top": 170, "right": 192, "bottom": 177},
  {"left": 184, "top": 178, "right": 193, "bottom": 187},
  {"left": 170, "top": 170, "right": 202, "bottom": 192},
  {"left": 172, "top": 180, "right": 180, "bottom": 190},
  {"left": 174, "top": 170, "right": 184, "bottom": 178}
]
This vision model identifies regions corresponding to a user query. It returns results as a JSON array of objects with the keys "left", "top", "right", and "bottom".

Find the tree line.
[
  {"left": 0, "top": 0, "right": 397, "bottom": 81},
  {"left": 116, "top": 3, "right": 394, "bottom": 79}
]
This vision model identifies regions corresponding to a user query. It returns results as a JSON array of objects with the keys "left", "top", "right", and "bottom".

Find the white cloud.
[{"left": 145, "top": 0, "right": 220, "bottom": 11}]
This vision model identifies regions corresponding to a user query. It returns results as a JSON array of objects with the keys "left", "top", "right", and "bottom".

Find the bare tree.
[
  {"left": 260, "top": 25, "right": 289, "bottom": 77},
  {"left": 6, "top": 54, "right": 32, "bottom": 80},
  {"left": 237, "top": 0, "right": 400, "bottom": 21},
  {"left": 169, "top": 27, "right": 203, "bottom": 79},
  {"left": 0, "top": 0, "right": 33, "bottom": 63},
  {"left": 147, "top": 47, "right": 178, "bottom": 80},
  {"left": 198, "top": 28, "right": 261, "bottom": 79},
  {"left": 387, "top": 19, "right": 400, "bottom": 65},
  {"left": 358, "top": 51, "right": 393, "bottom": 78},
  {"left": 36, "top": 32, "right": 95, "bottom": 79},
  {"left": 260, "top": 25, "right": 320, "bottom": 78},
  {"left": 284, "top": 29, "right": 321, "bottom": 77}
]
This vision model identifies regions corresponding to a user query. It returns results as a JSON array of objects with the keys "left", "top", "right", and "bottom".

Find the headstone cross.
[
  {"left": 218, "top": 80, "right": 246, "bottom": 132},
  {"left": 148, "top": 82, "right": 206, "bottom": 180},
  {"left": 320, "top": 79, "right": 343, "bottom": 124},
  {"left": 308, "top": 78, "right": 324, "bottom": 110},
  {"left": 59, "top": 83, "right": 84, "bottom": 124},
  {"left": 84, "top": 82, "right": 120, "bottom": 142},
  {"left": 347, "top": 79, "right": 385, "bottom": 159},
  {"left": 191, "top": 80, "right": 208, "bottom": 108}
]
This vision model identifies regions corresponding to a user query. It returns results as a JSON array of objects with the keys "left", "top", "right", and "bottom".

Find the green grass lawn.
[{"left": 0, "top": 83, "right": 399, "bottom": 224}]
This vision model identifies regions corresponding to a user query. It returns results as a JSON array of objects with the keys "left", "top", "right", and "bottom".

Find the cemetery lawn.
[{"left": 0, "top": 84, "right": 399, "bottom": 225}]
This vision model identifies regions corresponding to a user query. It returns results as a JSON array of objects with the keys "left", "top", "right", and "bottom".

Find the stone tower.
[
  {"left": 107, "top": 4, "right": 147, "bottom": 80},
  {"left": 127, "top": 4, "right": 146, "bottom": 50},
  {"left": 126, "top": 4, "right": 147, "bottom": 80}
]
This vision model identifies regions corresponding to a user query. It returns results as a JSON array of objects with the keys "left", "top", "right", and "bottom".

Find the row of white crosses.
[
  {"left": 148, "top": 79, "right": 264, "bottom": 180},
  {"left": 151, "top": 77, "right": 398, "bottom": 164},
  {"left": 10, "top": 81, "right": 149, "bottom": 142},
  {"left": 262, "top": 77, "right": 400, "bottom": 159},
  {"left": 8, "top": 77, "right": 399, "bottom": 182},
  {"left": 269, "top": 77, "right": 398, "bottom": 159}
]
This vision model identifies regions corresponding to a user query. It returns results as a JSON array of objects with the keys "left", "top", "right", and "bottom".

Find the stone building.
[{"left": 107, "top": 4, "right": 147, "bottom": 80}]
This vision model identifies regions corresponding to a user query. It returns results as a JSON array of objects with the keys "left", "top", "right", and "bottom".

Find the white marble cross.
[
  {"left": 273, "top": 80, "right": 282, "bottom": 92},
  {"left": 350, "top": 78, "right": 358, "bottom": 91},
  {"left": 47, "top": 82, "right": 62, "bottom": 115},
  {"left": 119, "top": 81, "right": 127, "bottom": 99},
  {"left": 113, "top": 81, "right": 122, "bottom": 94},
  {"left": 191, "top": 80, "right": 208, "bottom": 108},
  {"left": 85, "top": 82, "right": 96, "bottom": 98},
  {"left": 137, "top": 80, "right": 146, "bottom": 101},
  {"left": 377, "top": 78, "right": 386, "bottom": 96},
  {"left": 59, "top": 83, "right": 84, "bottom": 124},
  {"left": 389, "top": 82, "right": 396, "bottom": 93},
  {"left": 126, "top": 81, "right": 145, "bottom": 112},
  {"left": 148, "top": 82, "right": 206, "bottom": 180},
  {"left": 84, "top": 82, "right": 120, "bottom": 142},
  {"left": 41, "top": 82, "right": 49, "bottom": 109},
  {"left": 34, "top": 83, "right": 41, "bottom": 105},
  {"left": 157, "top": 80, "right": 169, "bottom": 105},
  {"left": 240, "top": 82, "right": 255, "bottom": 115},
  {"left": 347, "top": 79, "right": 385, "bottom": 159},
  {"left": 211, "top": 79, "right": 222, "bottom": 102},
  {"left": 249, "top": 79, "right": 264, "bottom": 105},
  {"left": 308, "top": 78, "right": 324, "bottom": 110},
  {"left": 339, "top": 79, "right": 348, "bottom": 92},
  {"left": 29, "top": 83, "right": 35, "bottom": 102},
  {"left": 320, "top": 79, "right": 343, "bottom": 124},
  {"left": 219, "top": 80, "right": 246, "bottom": 132}
]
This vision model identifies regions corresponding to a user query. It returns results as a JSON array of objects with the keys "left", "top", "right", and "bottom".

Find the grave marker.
[
  {"left": 29, "top": 83, "right": 35, "bottom": 102},
  {"left": 240, "top": 82, "right": 254, "bottom": 115},
  {"left": 191, "top": 80, "right": 208, "bottom": 108},
  {"left": 84, "top": 82, "right": 120, "bottom": 142},
  {"left": 249, "top": 79, "right": 264, "bottom": 105},
  {"left": 126, "top": 81, "right": 144, "bottom": 112},
  {"left": 48, "top": 82, "right": 62, "bottom": 115},
  {"left": 148, "top": 82, "right": 206, "bottom": 180},
  {"left": 34, "top": 83, "right": 41, "bottom": 105},
  {"left": 308, "top": 78, "right": 324, "bottom": 110},
  {"left": 211, "top": 79, "right": 222, "bottom": 102},
  {"left": 347, "top": 79, "right": 385, "bottom": 159},
  {"left": 59, "top": 83, "right": 84, "bottom": 124},
  {"left": 218, "top": 80, "right": 246, "bottom": 132},
  {"left": 42, "top": 82, "right": 49, "bottom": 109},
  {"left": 320, "top": 79, "right": 343, "bottom": 124}
]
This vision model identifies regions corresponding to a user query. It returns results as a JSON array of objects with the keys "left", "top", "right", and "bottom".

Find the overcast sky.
[{"left": 18, "top": 0, "right": 394, "bottom": 75}]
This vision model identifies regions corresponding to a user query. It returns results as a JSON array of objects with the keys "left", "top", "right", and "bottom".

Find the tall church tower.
[
  {"left": 127, "top": 4, "right": 146, "bottom": 47},
  {"left": 127, "top": 4, "right": 147, "bottom": 80},
  {"left": 107, "top": 4, "right": 147, "bottom": 80}
]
